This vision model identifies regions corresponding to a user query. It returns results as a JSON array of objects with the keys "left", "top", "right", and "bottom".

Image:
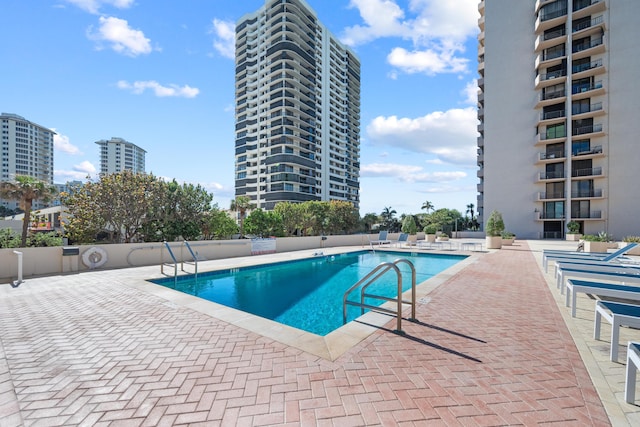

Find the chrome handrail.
[
  {"left": 161, "top": 241, "right": 178, "bottom": 285},
  {"left": 342, "top": 258, "right": 417, "bottom": 332},
  {"left": 181, "top": 241, "right": 198, "bottom": 277}
]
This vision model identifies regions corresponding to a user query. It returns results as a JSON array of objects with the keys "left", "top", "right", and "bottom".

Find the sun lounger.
[
  {"left": 556, "top": 263, "right": 640, "bottom": 294},
  {"left": 543, "top": 243, "right": 638, "bottom": 273},
  {"left": 625, "top": 342, "right": 640, "bottom": 403},
  {"left": 565, "top": 279, "right": 640, "bottom": 317},
  {"left": 369, "top": 230, "right": 391, "bottom": 248},
  {"left": 552, "top": 257, "right": 640, "bottom": 278},
  {"left": 594, "top": 301, "right": 640, "bottom": 362},
  {"left": 393, "top": 233, "right": 409, "bottom": 247}
]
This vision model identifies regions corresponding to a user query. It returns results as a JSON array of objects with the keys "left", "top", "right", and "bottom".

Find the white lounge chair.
[
  {"left": 565, "top": 279, "right": 640, "bottom": 317},
  {"left": 393, "top": 233, "right": 409, "bottom": 248},
  {"left": 594, "top": 301, "right": 640, "bottom": 362},
  {"left": 369, "top": 230, "right": 391, "bottom": 248},
  {"left": 556, "top": 262, "right": 640, "bottom": 294},
  {"left": 543, "top": 243, "right": 638, "bottom": 272},
  {"left": 625, "top": 342, "right": 640, "bottom": 403}
]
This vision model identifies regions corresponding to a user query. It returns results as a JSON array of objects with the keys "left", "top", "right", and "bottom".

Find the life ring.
[{"left": 82, "top": 247, "right": 108, "bottom": 269}]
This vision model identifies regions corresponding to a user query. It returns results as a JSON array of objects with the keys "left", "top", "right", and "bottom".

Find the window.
[
  {"left": 572, "top": 139, "right": 590, "bottom": 155},
  {"left": 544, "top": 201, "right": 564, "bottom": 219},
  {"left": 572, "top": 99, "right": 590, "bottom": 115}
]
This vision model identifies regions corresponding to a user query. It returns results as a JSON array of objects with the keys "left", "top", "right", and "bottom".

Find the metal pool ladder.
[{"left": 342, "top": 258, "right": 417, "bottom": 333}]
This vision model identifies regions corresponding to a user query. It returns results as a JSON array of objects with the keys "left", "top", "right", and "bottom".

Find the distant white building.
[
  {"left": 0, "top": 112, "right": 55, "bottom": 211},
  {"left": 96, "top": 137, "right": 146, "bottom": 175}
]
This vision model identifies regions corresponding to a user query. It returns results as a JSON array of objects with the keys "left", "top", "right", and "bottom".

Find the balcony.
[
  {"left": 571, "top": 80, "right": 604, "bottom": 99},
  {"left": 572, "top": 36, "right": 605, "bottom": 60},
  {"left": 478, "top": 77, "right": 484, "bottom": 89},
  {"left": 539, "top": 171, "right": 565, "bottom": 181},
  {"left": 572, "top": 102, "right": 604, "bottom": 120},
  {"left": 572, "top": 15, "right": 605, "bottom": 36},
  {"left": 572, "top": 0, "right": 606, "bottom": 20},
  {"left": 539, "top": 109, "right": 566, "bottom": 126},
  {"left": 572, "top": 123, "right": 604, "bottom": 137},
  {"left": 535, "top": 27, "right": 567, "bottom": 52},
  {"left": 535, "top": 8, "right": 568, "bottom": 34},
  {"left": 571, "top": 188, "right": 603, "bottom": 199},
  {"left": 535, "top": 69, "right": 567, "bottom": 90},
  {"left": 477, "top": 183, "right": 484, "bottom": 193},
  {"left": 538, "top": 127, "right": 567, "bottom": 144},
  {"left": 537, "top": 212, "right": 566, "bottom": 220},
  {"left": 572, "top": 145, "right": 603, "bottom": 158},
  {"left": 536, "top": 89, "right": 566, "bottom": 108},
  {"left": 538, "top": 191, "right": 565, "bottom": 201},
  {"left": 537, "top": 150, "right": 566, "bottom": 162},
  {"left": 572, "top": 166, "right": 603, "bottom": 178},
  {"left": 572, "top": 59, "right": 605, "bottom": 79},
  {"left": 477, "top": 136, "right": 484, "bottom": 148},
  {"left": 478, "top": 107, "right": 484, "bottom": 120},
  {"left": 572, "top": 210, "right": 603, "bottom": 219}
]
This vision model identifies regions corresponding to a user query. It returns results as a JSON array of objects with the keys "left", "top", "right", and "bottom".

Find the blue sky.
[{"left": 0, "top": 0, "right": 480, "bottom": 217}]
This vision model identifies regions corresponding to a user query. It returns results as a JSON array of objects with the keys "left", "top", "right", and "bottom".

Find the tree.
[
  {"left": 466, "top": 203, "right": 475, "bottom": 223},
  {"left": 244, "top": 208, "right": 284, "bottom": 237},
  {"left": 421, "top": 200, "right": 435, "bottom": 213},
  {"left": 0, "top": 175, "right": 57, "bottom": 247},
  {"left": 201, "top": 208, "right": 238, "bottom": 240},
  {"left": 380, "top": 206, "right": 397, "bottom": 230},
  {"left": 326, "top": 200, "right": 359, "bottom": 235},
  {"left": 273, "top": 202, "right": 303, "bottom": 236},
  {"left": 230, "top": 196, "right": 255, "bottom": 236},
  {"left": 361, "top": 212, "right": 379, "bottom": 233},
  {"left": 401, "top": 215, "right": 418, "bottom": 235}
]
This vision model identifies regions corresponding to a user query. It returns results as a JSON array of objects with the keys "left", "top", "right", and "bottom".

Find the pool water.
[{"left": 150, "top": 251, "right": 465, "bottom": 336}]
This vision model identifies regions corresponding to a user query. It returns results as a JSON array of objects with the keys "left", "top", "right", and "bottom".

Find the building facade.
[
  {"left": 477, "top": 0, "right": 640, "bottom": 239},
  {"left": 96, "top": 137, "right": 146, "bottom": 175},
  {"left": 234, "top": 0, "right": 361, "bottom": 210},
  {"left": 0, "top": 113, "right": 55, "bottom": 211}
]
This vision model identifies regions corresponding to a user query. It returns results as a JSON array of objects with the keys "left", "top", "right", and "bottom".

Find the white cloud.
[
  {"left": 65, "top": 0, "right": 134, "bottom": 14},
  {"left": 366, "top": 107, "right": 479, "bottom": 166},
  {"left": 210, "top": 19, "right": 235, "bottom": 59},
  {"left": 117, "top": 80, "right": 200, "bottom": 98},
  {"left": 361, "top": 162, "right": 466, "bottom": 183},
  {"left": 55, "top": 160, "right": 97, "bottom": 181},
  {"left": 462, "top": 79, "right": 478, "bottom": 105},
  {"left": 51, "top": 130, "right": 81, "bottom": 155},
  {"left": 88, "top": 16, "right": 153, "bottom": 57},
  {"left": 342, "top": 0, "right": 479, "bottom": 76}
]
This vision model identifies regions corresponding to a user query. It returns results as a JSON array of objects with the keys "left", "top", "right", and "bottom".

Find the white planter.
[
  {"left": 486, "top": 236, "right": 502, "bottom": 249},
  {"left": 621, "top": 242, "right": 640, "bottom": 256},
  {"left": 426, "top": 234, "right": 436, "bottom": 243},
  {"left": 584, "top": 241, "right": 617, "bottom": 253},
  {"left": 501, "top": 238, "right": 515, "bottom": 246},
  {"left": 436, "top": 236, "right": 449, "bottom": 242},
  {"left": 566, "top": 234, "right": 582, "bottom": 241}
]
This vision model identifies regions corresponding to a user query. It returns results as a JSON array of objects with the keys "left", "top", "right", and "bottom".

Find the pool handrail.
[
  {"left": 161, "top": 241, "right": 178, "bottom": 285},
  {"left": 342, "top": 258, "right": 417, "bottom": 333},
  {"left": 181, "top": 241, "right": 198, "bottom": 277}
]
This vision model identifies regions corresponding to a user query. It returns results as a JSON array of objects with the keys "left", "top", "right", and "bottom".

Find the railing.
[
  {"left": 572, "top": 58, "right": 603, "bottom": 74},
  {"left": 572, "top": 145, "right": 603, "bottom": 156},
  {"left": 342, "top": 258, "right": 417, "bottom": 333},
  {"left": 572, "top": 36, "right": 603, "bottom": 53},
  {"left": 572, "top": 123, "right": 602, "bottom": 135},
  {"left": 541, "top": 8, "right": 567, "bottom": 22},
  {"left": 539, "top": 192, "right": 565, "bottom": 200},
  {"left": 540, "top": 110, "right": 565, "bottom": 120},
  {"left": 572, "top": 101, "right": 602, "bottom": 115},
  {"left": 574, "top": 0, "right": 603, "bottom": 13},
  {"left": 161, "top": 241, "right": 178, "bottom": 284},
  {"left": 181, "top": 241, "right": 198, "bottom": 276},
  {"left": 539, "top": 69, "right": 566, "bottom": 81},
  {"left": 571, "top": 189, "right": 603, "bottom": 198},
  {"left": 543, "top": 27, "right": 566, "bottom": 41},
  {"left": 540, "top": 150, "right": 565, "bottom": 160},
  {"left": 572, "top": 166, "right": 602, "bottom": 177},
  {"left": 540, "top": 90, "right": 566, "bottom": 101},
  {"left": 572, "top": 210, "right": 602, "bottom": 219},
  {"left": 572, "top": 15, "right": 604, "bottom": 33},
  {"left": 572, "top": 80, "right": 603, "bottom": 94},
  {"left": 539, "top": 213, "right": 566, "bottom": 219},
  {"left": 540, "top": 171, "right": 565, "bottom": 180}
]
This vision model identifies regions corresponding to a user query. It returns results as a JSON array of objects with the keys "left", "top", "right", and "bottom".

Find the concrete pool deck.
[{"left": 1, "top": 240, "right": 639, "bottom": 425}]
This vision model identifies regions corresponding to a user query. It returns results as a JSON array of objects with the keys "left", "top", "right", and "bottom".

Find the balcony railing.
[
  {"left": 572, "top": 166, "right": 602, "bottom": 177},
  {"left": 572, "top": 15, "right": 604, "bottom": 33},
  {"left": 572, "top": 123, "right": 602, "bottom": 136},
  {"left": 541, "top": 8, "right": 567, "bottom": 22},
  {"left": 572, "top": 80, "right": 603, "bottom": 94},
  {"left": 572, "top": 210, "right": 602, "bottom": 219},
  {"left": 541, "top": 89, "right": 566, "bottom": 101},
  {"left": 541, "top": 129, "right": 567, "bottom": 140},
  {"left": 540, "top": 110, "right": 566, "bottom": 120},
  {"left": 540, "top": 69, "right": 567, "bottom": 81},
  {"left": 543, "top": 49, "right": 566, "bottom": 61},
  {"left": 539, "top": 192, "right": 565, "bottom": 200},
  {"left": 572, "top": 58, "right": 603, "bottom": 74},
  {"left": 573, "top": 0, "right": 603, "bottom": 13},
  {"left": 540, "top": 171, "right": 565, "bottom": 180},
  {"left": 571, "top": 189, "right": 602, "bottom": 198},
  {"left": 572, "top": 101, "right": 603, "bottom": 115},
  {"left": 539, "top": 150, "right": 565, "bottom": 160},
  {"left": 539, "top": 212, "right": 565, "bottom": 219},
  {"left": 543, "top": 27, "right": 566, "bottom": 41},
  {"left": 572, "top": 37, "right": 603, "bottom": 53},
  {"left": 572, "top": 145, "right": 603, "bottom": 156}
]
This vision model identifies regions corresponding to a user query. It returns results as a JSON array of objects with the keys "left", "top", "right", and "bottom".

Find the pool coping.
[{"left": 127, "top": 246, "right": 481, "bottom": 361}]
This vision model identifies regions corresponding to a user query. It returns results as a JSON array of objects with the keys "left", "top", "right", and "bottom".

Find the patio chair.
[
  {"left": 369, "top": 230, "right": 391, "bottom": 248},
  {"left": 393, "top": 233, "right": 409, "bottom": 248},
  {"left": 565, "top": 279, "right": 640, "bottom": 317},
  {"left": 543, "top": 243, "right": 638, "bottom": 272},
  {"left": 625, "top": 342, "right": 640, "bottom": 403},
  {"left": 594, "top": 301, "right": 640, "bottom": 362},
  {"left": 555, "top": 262, "right": 640, "bottom": 294}
]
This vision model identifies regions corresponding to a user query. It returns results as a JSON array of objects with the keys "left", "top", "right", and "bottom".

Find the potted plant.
[
  {"left": 424, "top": 224, "right": 438, "bottom": 243},
  {"left": 501, "top": 231, "right": 516, "bottom": 246},
  {"left": 485, "top": 210, "right": 505, "bottom": 249},
  {"left": 436, "top": 231, "right": 449, "bottom": 242},
  {"left": 401, "top": 216, "right": 418, "bottom": 245},
  {"left": 582, "top": 231, "right": 616, "bottom": 253},
  {"left": 622, "top": 236, "right": 640, "bottom": 256},
  {"left": 566, "top": 221, "right": 582, "bottom": 241}
]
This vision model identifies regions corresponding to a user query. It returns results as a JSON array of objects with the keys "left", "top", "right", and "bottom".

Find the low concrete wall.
[{"left": 0, "top": 234, "right": 398, "bottom": 284}]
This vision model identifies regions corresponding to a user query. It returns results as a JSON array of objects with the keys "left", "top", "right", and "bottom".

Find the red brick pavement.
[{"left": 0, "top": 242, "right": 611, "bottom": 426}]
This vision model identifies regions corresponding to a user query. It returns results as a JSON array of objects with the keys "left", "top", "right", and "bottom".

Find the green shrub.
[
  {"left": 582, "top": 231, "right": 613, "bottom": 242},
  {"left": 623, "top": 236, "right": 640, "bottom": 243},
  {"left": 423, "top": 224, "right": 438, "bottom": 234},
  {"left": 485, "top": 210, "right": 505, "bottom": 237},
  {"left": 0, "top": 228, "right": 20, "bottom": 248},
  {"left": 566, "top": 221, "right": 581, "bottom": 234},
  {"left": 501, "top": 231, "right": 515, "bottom": 239}
]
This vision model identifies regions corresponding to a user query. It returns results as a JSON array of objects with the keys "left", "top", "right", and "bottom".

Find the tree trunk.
[{"left": 21, "top": 199, "right": 32, "bottom": 247}]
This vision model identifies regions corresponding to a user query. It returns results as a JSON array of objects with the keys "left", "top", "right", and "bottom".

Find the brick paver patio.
[{"left": 1, "top": 241, "right": 638, "bottom": 425}]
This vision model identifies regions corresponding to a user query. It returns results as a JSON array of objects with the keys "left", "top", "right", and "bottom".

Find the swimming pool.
[{"left": 150, "top": 250, "right": 465, "bottom": 336}]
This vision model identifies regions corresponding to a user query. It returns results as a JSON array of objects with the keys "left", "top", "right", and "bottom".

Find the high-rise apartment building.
[
  {"left": 0, "top": 113, "right": 55, "bottom": 211},
  {"left": 477, "top": 0, "right": 640, "bottom": 239},
  {"left": 96, "top": 137, "right": 146, "bottom": 175},
  {"left": 234, "top": 0, "right": 361, "bottom": 210}
]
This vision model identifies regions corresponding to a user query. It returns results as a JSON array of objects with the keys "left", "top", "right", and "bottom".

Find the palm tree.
[
  {"left": 0, "top": 175, "right": 57, "bottom": 246},
  {"left": 380, "top": 206, "right": 396, "bottom": 230},
  {"left": 466, "top": 203, "right": 475, "bottom": 220},
  {"left": 421, "top": 200, "right": 434, "bottom": 213},
  {"left": 230, "top": 196, "right": 255, "bottom": 236}
]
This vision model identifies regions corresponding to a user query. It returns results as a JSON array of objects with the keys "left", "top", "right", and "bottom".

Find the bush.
[
  {"left": 0, "top": 229, "right": 20, "bottom": 248},
  {"left": 566, "top": 221, "right": 581, "bottom": 234},
  {"left": 582, "top": 231, "right": 613, "bottom": 242},
  {"left": 501, "top": 231, "right": 515, "bottom": 239},
  {"left": 623, "top": 236, "right": 640, "bottom": 243},
  {"left": 423, "top": 224, "right": 438, "bottom": 234},
  {"left": 485, "top": 210, "right": 505, "bottom": 237},
  {"left": 401, "top": 216, "right": 418, "bottom": 234}
]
